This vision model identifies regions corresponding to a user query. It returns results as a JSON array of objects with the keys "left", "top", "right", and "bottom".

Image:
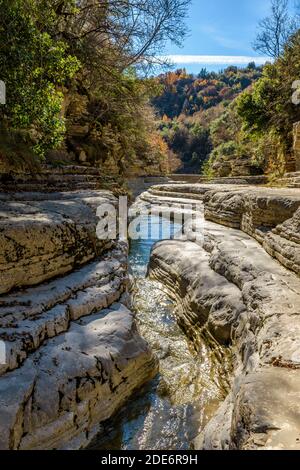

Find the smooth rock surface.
[
  {"left": 140, "top": 183, "right": 300, "bottom": 276},
  {"left": 0, "top": 191, "right": 116, "bottom": 294},
  {"left": 144, "top": 183, "right": 300, "bottom": 450},
  {"left": 0, "top": 303, "right": 157, "bottom": 450},
  {"left": 0, "top": 189, "right": 157, "bottom": 450}
]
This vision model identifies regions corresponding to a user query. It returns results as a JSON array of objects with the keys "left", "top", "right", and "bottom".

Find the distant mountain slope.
[{"left": 152, "top": 64, "right": 263, "bottom": 173}]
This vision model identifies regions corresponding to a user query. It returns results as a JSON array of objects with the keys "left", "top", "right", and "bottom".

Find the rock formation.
[
  {"left": 203, "top": 186, "right": 300, "bottom": 276},
  {"left": 0, "top": 188, "right": 157, "bottom": 450},
  {"left": 0, "top": 165, "right": 114, "bottom": 193},
  {"left": 293, "top": 122, "right": 300, "bottom": 172},
  {"left": 144, "top": 182, "right": 300, "bottom": 450},
  {"left": 2, "top": 172, "right": 300, "bottom": 451}
]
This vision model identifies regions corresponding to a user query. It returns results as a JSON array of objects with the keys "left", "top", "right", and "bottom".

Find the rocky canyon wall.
[
  {"left": 0, "top": 189, "right": 157, "bottom": 449},
  {"left": 144, "top": 183, "right": 300, "bottom": 450}
]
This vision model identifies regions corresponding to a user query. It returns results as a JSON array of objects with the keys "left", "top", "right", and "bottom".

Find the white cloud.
[{"left": 162, "top": 55, "right": 270, "bottom": 65}]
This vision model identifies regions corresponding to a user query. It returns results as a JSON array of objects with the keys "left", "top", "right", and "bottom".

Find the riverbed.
[{"left": 89, "top": 215, "right": 225, "bottom": 450}]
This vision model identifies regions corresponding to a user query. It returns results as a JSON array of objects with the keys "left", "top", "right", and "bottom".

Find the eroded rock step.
[
  {"left": 0, "top": 189, "right": 158, "bottom": 450},
  {"left": 140, "top": 183, "right": 238, "bottom": 203},
  {"left": 0, "top": 245, "right": 128, "bottom": 375},
  {"left": 140, "top": 191, "right": 204, "bottom": 206},
  {"left": 0, "top": 165, "right": 115, "bottom": 193},
  {"left": 277, "top": 171, "right": 300, "bottom": 188},
  {"left": 203, "top": 186, "right": 300, "bottom": 276},
  {"left": 0, "top": 191, "right": 117, "bottom": 295},
  {"left": 0, "top": 302, "right": 157, "bottom": 450},
  {"left": 142, "top": 184, "right": 300, "bottom": 276},
  {"left": 145, "top": 183, "right": 300, "bottom": 450}
]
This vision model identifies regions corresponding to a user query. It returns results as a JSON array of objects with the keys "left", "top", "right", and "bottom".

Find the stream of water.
[{"left": 90, "top": 215, "right": 224, "bottom": 450}]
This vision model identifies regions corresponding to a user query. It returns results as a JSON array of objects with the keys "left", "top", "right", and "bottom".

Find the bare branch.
[
  {"left": 253, "top": 0, "right": 298, "bottom": 58},
  {"left": 53, "top": 0, "right": 191, "bottom": 72}
]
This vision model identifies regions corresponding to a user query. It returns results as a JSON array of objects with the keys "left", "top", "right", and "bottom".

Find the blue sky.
[{"left": 163, "top": 0, "right": 290, "bottom": 73}]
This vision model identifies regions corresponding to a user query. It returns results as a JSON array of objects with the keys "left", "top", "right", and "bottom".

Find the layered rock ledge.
[
  {"left": 0, "top": 190, "right": 157, "bottom": 450},
  {"left": 0, "top": 190, "right": 117, "bottom": 295},
  {"left": 141, "top": 184, "right": 300, "bottom": 276},
  {"left": 203, "top": 186, "right": 300, "bottom": 276},
  {"left": 146, "top": 183, "right": 300, "bottom": 450}
]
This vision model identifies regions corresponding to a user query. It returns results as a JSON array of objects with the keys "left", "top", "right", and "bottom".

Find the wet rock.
[
  {"left": 149, "top": 239, "right": 246, "bottom": 345},
  {"left": 149, "top": 227, "right": 300, "bottom": 449},
  {"left": 140, "top": 183, "right": 300, "bottom": 276},
  {"left": 0, "top": 189, "right": 158, "bottom": 450}
]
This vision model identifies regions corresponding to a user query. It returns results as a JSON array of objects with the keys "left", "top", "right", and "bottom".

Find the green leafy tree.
[
  {"left": 0, "top": 0, "right": 80, "bottom": 157},
  {"left": 237, "top": 31, "right": 300, "bottom": 144}
]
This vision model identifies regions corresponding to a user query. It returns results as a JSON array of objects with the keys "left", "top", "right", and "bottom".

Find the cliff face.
[
  {"left": 48, "top": 88, "right": 168, "bottom": 177},
  {"left": 212, "top": 120, "right": 300, "bottom": 179},
  {"left": 142, "top": 183, "right": 300, "bottom": 450},
  {"left": 0, "top": 188, "right": 157, "bottom": 450}
]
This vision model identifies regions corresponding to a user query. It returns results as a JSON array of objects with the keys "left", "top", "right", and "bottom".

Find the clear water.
[{"left": 89, "top": 215, "right": 225, "bottom": 450}]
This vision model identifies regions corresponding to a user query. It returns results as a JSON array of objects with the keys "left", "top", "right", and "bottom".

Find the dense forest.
[
  {"left": 152, "top": 65, "right": 264, "bottom": 173},
  {"left": 2, "top": 0, "right": 300, "bottom": 179},
  {"left": 0, "top": 0, "right": 190, "bottom": 176},
  {"left": 212, "top": 25, "right": 300, "bottom": 180}
]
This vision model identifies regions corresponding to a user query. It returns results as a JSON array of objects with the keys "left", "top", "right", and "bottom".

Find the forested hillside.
[
  {"left": 2, "top": 0, "right": 300, "bottom": 180},
  {"left": 152, "top": 65, "right": 264, "bottom": 174},
  {"left": 152, "top": 0, "right": 300, "bottom": 177},
  {"left": 153, "top": 65, "right": 262, "bottom": 119},
  {"left": 206, "top": 28, "right": 300, "bottom": 179}
]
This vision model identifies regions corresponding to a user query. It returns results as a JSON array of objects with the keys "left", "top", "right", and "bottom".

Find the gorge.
[
  {"left": 3, "top": 0, "right": 300, "bottom": 456},
  {"left": 1, "top": 172, "right": 300, "bottom": 450}
]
